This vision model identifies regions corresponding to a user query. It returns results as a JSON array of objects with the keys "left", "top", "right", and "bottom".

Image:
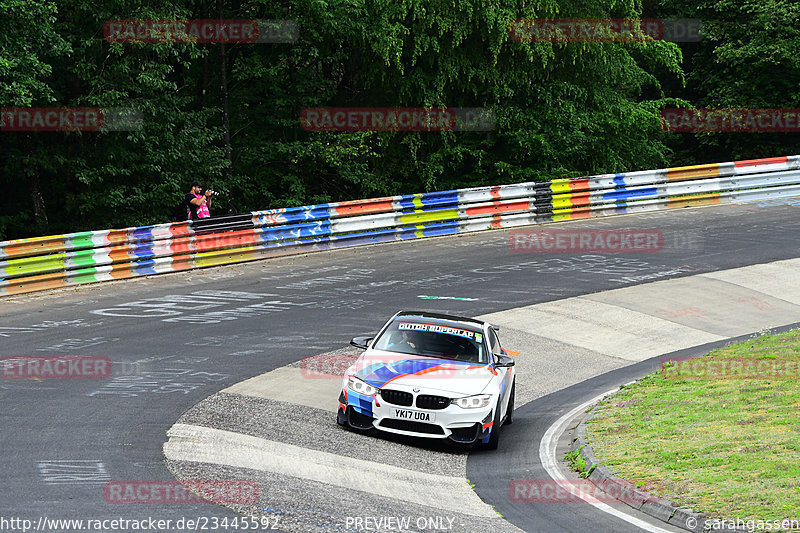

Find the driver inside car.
[{"left": 386, "top": 331, "right": 418, "bottom": 354}]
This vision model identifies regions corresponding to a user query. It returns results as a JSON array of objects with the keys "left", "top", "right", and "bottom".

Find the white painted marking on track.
[
  {"left": 539, "top": 385, "right": 676, "bottom": 533},
  {"left": 37, "top": 460, "right": 110, "bottom": 485}
]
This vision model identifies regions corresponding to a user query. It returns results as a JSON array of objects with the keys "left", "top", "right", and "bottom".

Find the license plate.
[{"left": 390, "top": 408, "right": 435, "bottom": 422}]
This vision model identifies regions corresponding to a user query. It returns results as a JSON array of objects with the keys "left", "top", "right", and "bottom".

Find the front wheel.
[{"left": 481, "top": 398, "right": 503, "bottom": 450}]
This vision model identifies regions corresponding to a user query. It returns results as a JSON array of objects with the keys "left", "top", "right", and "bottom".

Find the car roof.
[{"left": 393, "top": 311, "right": 487, "bottom": 330}]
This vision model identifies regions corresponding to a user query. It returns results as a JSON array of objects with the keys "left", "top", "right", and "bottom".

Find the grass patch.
[
  {"left": 564, "top": 447, "right": 595, "bottom": 478},
  {"left": 587, "top": 329, "right": 800, "bottom": 523}
]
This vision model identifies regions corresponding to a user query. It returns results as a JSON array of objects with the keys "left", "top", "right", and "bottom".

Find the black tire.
[{"left": 505, "top": 381, "right": 515, "bottom": 426}]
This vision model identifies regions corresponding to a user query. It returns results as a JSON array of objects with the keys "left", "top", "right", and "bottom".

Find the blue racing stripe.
[
  {"left": 355, "top": 358, "right": 477, "bottom": 388},
  {"left": 347, "top": 391, "right": 373, "bottom": 417}
]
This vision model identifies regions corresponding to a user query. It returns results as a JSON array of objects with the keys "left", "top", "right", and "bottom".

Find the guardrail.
[{"left": 2, "top": 154, "right": 799, "bottom": 296}]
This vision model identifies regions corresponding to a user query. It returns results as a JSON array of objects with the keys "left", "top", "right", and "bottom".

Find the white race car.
[{"left": 337, "top": 311, "right": 515, "bottom": 449}]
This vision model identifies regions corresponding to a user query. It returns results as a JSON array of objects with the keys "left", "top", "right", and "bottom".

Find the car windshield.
[{"left": 372, "top": 319, "right": 487, "bottom": 364}]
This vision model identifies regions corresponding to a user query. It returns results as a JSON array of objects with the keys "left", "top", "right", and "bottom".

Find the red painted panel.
[
  {"left": 334, "top": 198, "right": 394, "bottom": 216},
  {"left": 734, "top": 156, "right": 788, "bottom": 167},
  {"left": 193, "top": 229, "right": 258, "bottom": 252},
  {"left": 465, "top": 199, "right": 529, "bottom": 216}
]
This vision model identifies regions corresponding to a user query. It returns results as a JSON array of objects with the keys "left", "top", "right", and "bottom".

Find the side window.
[{"left": 489, "top": 329, "right": 502, "bottom": 357}]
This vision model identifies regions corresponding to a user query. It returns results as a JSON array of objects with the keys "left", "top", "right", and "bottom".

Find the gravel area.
[
  {"left": 165, "top": 460, "right": 523, "bottom": 533},
  {"left": 175, "top": 391, "right": 469, "bottom": 477}
]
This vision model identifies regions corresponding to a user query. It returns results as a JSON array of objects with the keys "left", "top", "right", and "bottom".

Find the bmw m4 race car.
[{"left": 337, "top": 311, "right": 515, "bottom": 449}]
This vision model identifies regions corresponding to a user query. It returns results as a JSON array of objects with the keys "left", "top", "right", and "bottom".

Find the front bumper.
[{"left": 339, "top": 389, "right": 495, "bottom": 444}]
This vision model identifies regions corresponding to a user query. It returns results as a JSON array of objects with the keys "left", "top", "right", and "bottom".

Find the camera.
[{"left": 205, "top": 188, "right": 220, "bottom": 196}]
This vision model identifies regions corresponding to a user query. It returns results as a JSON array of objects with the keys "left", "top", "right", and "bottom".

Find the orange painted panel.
[
  {"left": 668, "top": 193, "right": 722, "bottom": 208},
  {"left": 106, "top": 229, "right": 129, "bottom": 245},
  {"left": 334, "top": 198, "right": 394, "bottom": 216},
  {"left": 109, "top": 264, "right": 133, "bottom": 279},
  {"left": 4, "top": 273, "right": 65, "bottom": 295},
  {"left": 5, "top": 237, "right": 66, "bottom": 258},
  {"left": 569, "top": 179, "right": 591, "bottom": 192},
  {"left": 666, "top": 164, "right": 720, "bottom": 181},
  {"left": 108, "top": 246, "right": 131, "bottom": 263},
  {"left": 169, "top": 235, "right": 194, "bottom": 255},
  {"left": 568, "top": 192, "right": 591, "bottom": 207}
]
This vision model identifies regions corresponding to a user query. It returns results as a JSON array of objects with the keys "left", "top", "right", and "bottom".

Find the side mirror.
[
  {"left": 350, "top": 336, "right": 373, "bottom": 350},
  {"left": 495, "top": 354, "right": 515, "bottom": 368}
]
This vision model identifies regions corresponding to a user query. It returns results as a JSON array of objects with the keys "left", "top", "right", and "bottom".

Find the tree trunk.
[
  {"left": 22, "top": 134, "right": 49, "bottom": 234},
  {"left": 29, "top": 172, "right": 49, "bottom": 234},
  {"left": 201, "top": 46, "right": 208, "bottom": 108}
]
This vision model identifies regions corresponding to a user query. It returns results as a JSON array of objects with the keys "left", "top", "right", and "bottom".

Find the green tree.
[
  {"left": 226, "top": 0, "right": 685, "bottom": 211},
  {"left": 2, "top": 0, "right": 689, "bottom": 240},
  {"left": 0, "top": 0, "right": 228, "bottom": 239},
  {"left": 0, "top": 0, "right": 71, "bottom": 235},
  {"left": 654, "top": 0, "right": 800, "bottom": 163}
]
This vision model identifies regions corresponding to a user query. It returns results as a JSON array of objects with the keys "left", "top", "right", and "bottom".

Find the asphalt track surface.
[{"left": 1, "top": 198, "right": 799, "bottom": 532}]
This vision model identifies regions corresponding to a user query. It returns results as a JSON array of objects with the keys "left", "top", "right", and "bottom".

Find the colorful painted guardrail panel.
[{"left": 1, "top": 155, "right": 799, "bottom": 296}]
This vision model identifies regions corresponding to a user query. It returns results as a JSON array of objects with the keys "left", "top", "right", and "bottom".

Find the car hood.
[{"left": 350, "top": 349, "right": 496, "bottom": 396}]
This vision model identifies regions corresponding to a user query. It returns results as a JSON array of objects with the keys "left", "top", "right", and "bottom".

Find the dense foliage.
[
  {"left": 1, "top": 0, "right": 798, "bottom": 239},
  {"left": 655, "top": 0, "right": 800, "bottom": 164}
]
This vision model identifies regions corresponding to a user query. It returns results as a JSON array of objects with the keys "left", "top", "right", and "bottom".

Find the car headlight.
[
  {"left": 451, "top": 394, "right": 492, "bottom": 409},
  {"left": 347, "top": 376, "right": 378, "bottom": 396}
]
